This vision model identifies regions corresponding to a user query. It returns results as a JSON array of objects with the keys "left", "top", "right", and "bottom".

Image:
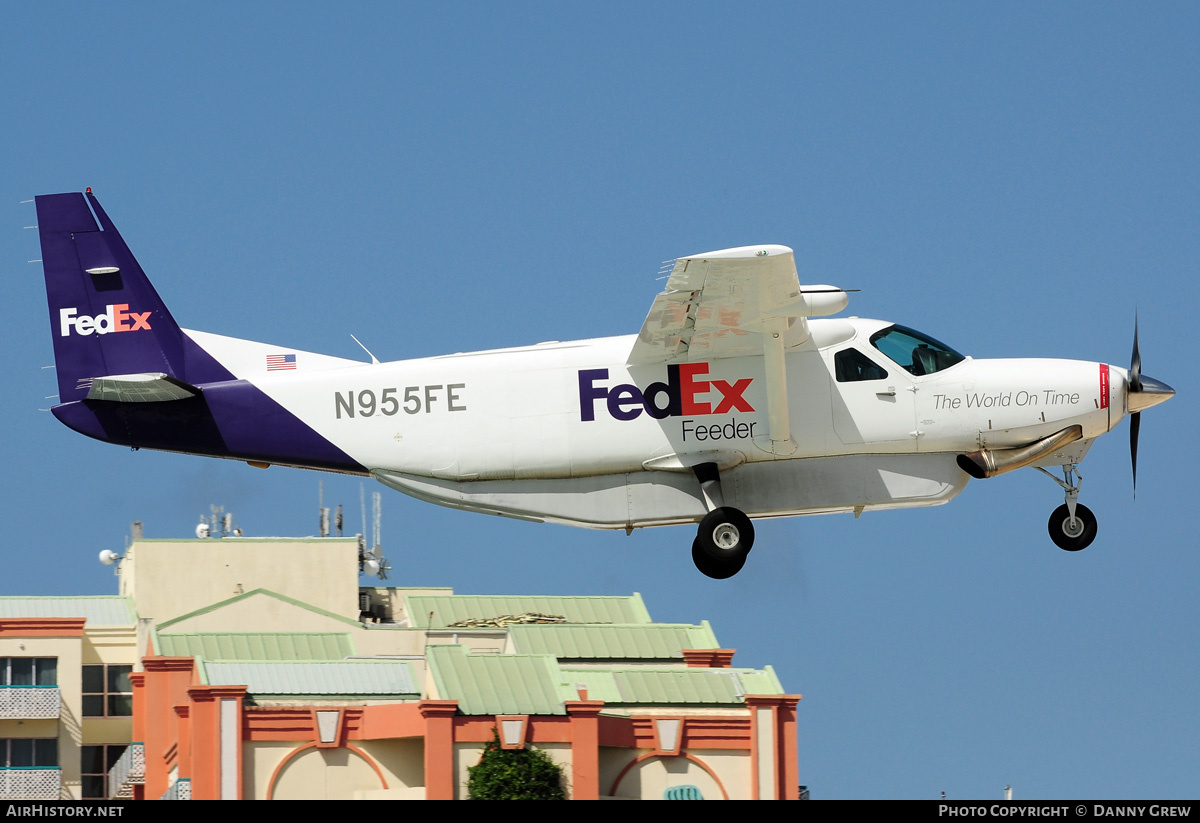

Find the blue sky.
[{"left": 3, "top": 3, "right": 1197, "bottom": 800}]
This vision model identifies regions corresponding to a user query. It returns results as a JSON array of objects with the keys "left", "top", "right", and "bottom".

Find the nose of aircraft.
[{"left": 1127, "top": 373, "right": 1174, "bottom": 413}]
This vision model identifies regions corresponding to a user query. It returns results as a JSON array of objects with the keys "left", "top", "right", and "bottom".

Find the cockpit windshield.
[{"left": 870, "top": 324, "right": 965, "bottom": 376}]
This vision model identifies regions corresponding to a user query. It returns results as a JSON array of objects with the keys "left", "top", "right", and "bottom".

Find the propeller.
[
  {"left": 1129, "top": 316, "right": 1141, "bottom": 496},
  {"left": 1126, "top": 314, "right": 1175, "bottom": 497}
]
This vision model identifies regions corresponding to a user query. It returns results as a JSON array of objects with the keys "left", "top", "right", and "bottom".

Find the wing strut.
[{"left": 760, "top": 316, "right": 797, "bottom": 455}]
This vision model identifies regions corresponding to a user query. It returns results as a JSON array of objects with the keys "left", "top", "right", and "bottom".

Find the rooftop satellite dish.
[
  {"left": 195, "top": 522, "right": 211, "bottom": 539},
  {"left": 98, "top": 549, "right": 120, "bottom": 566},
  {"left": 363, "top": 558, "right": 381, "bottom": 576}
]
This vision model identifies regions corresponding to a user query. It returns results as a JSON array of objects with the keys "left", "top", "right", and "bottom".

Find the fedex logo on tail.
[
  {"left": 59, "top": 304, "right": 152, "bottom": 337},
  {"left": 579, "top": 363, "right": 754, "bottom": 422}
]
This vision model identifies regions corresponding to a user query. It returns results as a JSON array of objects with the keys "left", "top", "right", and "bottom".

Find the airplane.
[{"left": 33, "top": 190, "right": 1175, "bottom": 578}]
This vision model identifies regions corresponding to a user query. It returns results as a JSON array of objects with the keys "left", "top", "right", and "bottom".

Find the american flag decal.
[{"left": 266, "top": 353, "right": 297, "bottom": 371}]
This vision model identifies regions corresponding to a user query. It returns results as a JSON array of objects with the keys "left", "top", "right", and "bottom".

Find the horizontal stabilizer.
[{"left": 83, "top": 373, "right": 200, "bottom": 403}]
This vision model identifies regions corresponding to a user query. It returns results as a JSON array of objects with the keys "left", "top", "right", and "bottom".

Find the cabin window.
[
  {"left": 870, "top": 324, "right": 965, "bottom": 376},
  {"left": 834, "top": 348, "right": 889, "bottom": 382}
]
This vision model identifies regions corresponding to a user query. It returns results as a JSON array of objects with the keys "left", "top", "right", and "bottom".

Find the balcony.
[
  {"left": 160, "top": 778, "right": 191, "bottom": 801},
  {"left": 0, "top": 769, "right": 61, "bottom": 800},
  {"left": 0, "top": 686, "right": 61, "bottom": 720},
  {"left": 108, "top": 743, "right": 144, "bottom": 799}
]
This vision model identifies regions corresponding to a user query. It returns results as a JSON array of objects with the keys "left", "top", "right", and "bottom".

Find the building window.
[
  {"left": 0, "top": 738, "right": 58, "bottom": 768},
  {"left": 81, "top": 665, "right": 132, "bottom": 717},
  {"left": 80, "top": 745, "right": 125, "bottom": 799},
  {"left": 0, "top": 658, "right": 57, "bottom": 687}
]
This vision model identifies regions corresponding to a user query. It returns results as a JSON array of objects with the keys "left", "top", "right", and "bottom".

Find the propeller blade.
[
  {"left": 1130, "top": 410, "right": 1140, "bottom": 498},
  {"left": 1130, "top": 314, "right": 1142, "bottom": 392}
]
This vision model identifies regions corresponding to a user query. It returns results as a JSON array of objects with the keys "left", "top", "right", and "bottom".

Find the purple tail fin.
[{"left": 36, "top": 191, "right": 187, "bottom": 402}]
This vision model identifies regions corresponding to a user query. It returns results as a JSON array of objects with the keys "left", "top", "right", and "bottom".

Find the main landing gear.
[
  {"left": 690, "top": 463, "right": 755, "bottom": 579},
  {"left": 1036, "top": 463, "right": 1097, "bottom": 551}
]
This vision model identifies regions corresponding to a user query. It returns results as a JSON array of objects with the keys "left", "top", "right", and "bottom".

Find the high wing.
[
  {"left": 628, "top": 245, "right": 847, "bottom": 365},
  {"left": 628, "top": 244, "right": 849, "bottom": 453}
]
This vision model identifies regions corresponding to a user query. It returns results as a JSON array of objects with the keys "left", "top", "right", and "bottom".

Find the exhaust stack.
[{"left": 957, "top": 425, "right": 1084, "bottom": 480}]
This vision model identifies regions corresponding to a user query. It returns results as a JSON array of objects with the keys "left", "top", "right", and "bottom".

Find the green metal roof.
[
  {"left": 156, "top": 588, "right": 360, "bottom": 630},
  {"left": 407, "top": 593, "right": 652, "bottom": 629},
  {"left": 200, "top": 660, "right": 421, "bottom": 697},
  {"left": 155, "top": 633, "right": 354, "bottom": 661},
  {"left": 0, "top": 596, "right": 136, "bottom": 626},
  {"left": 427, "top": 646, "right": 784, "bottom": 713},
  {"left": 508, "top": 622, "right": 719, "bottom": 660},
  {"left": 561, "top": 666, "right": 785, "bottom": 705},
  {"left": 132, "top": 536, "right": 361, "bottom": 544},
  {"left": 427, "top": 646, "right": 576, "bottom": 715},
  {"left": 738, "top": 667, "right": 787, "bottom": 696}
]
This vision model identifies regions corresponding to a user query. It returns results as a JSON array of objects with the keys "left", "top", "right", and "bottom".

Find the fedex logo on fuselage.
[
  {"left": 59, "top": 304, "right": 152, "bottom": 337},
  {"left": 579, "top": 363, "right": 754, "bottom": 421}
]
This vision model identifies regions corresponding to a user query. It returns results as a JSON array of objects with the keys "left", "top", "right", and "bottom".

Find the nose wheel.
[
  {"left": 1047, "top": 503, "right": 1097, "bottom": 551},
  {"left": 1036, "top": 463, "right": 1097, "bottom": 552}
]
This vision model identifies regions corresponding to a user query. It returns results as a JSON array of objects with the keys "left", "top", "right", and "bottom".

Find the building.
[
  {"left": 1, "top": 525, "right": 800, "bottom": 800},
  {"left": 0, "top": 596, "right": 136, "bottom": 799}
]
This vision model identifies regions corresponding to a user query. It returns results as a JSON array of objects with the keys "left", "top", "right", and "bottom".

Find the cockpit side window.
[
  {"left": 834, "top": 348, "right": 889, "bottom": 382},
  {"left": 870, "top": 324, "right": 965, "bottom": 376}
]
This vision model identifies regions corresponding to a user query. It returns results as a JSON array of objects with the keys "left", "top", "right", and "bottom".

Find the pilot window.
[
  {"left": 835, "top": 348, "right": 888, "bottom": 382},
  {"left": 870, "top": 324, "right": 965, "bottom": 376}
]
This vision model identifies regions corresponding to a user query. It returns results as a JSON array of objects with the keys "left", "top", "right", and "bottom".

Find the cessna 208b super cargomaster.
[{"left": 35, "top": 191, "right": 1174, "bottom": 578}]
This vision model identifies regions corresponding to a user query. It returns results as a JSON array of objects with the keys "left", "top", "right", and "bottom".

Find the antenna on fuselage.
[{"left": 350, "top": 334, "right": 380, "bottom": 365}]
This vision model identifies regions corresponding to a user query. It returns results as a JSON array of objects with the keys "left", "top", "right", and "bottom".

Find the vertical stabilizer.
[{"left": 36, "top": 191, "right": 186, "bottom": 402}]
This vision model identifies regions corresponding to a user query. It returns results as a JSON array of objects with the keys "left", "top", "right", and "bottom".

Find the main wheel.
[
  {"left": 692, "top": 538, "right": 746, "bottom": 579},
  {"left": 695, "top": 507, "right": 755, "bottom": 564},
  {"left": 1047, "top": 503, "right": 1097, "bottom": 551}
]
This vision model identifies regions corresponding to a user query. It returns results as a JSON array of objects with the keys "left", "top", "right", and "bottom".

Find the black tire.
[
  {"left": 692, "top": 538, "right": 746, "bottom": 579},
  {"left": 695, "top": 507, "right": 755, "bottom": 564},
  {"left": 1047, "top": 503, "right": 1097, "bottom": 551}
]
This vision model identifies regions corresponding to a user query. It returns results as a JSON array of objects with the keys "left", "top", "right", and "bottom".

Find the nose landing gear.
[
  {"left": 1048, "top": 503, "right": 1097, "bottom": 550},
  {"left": 1036, "top": 463, "right": 1098, "bottom": 551}
]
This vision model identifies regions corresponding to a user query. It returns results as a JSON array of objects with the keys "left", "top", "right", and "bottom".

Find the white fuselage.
[{"left": 189, "top": 317, "right": 1125, "bottom": 530}]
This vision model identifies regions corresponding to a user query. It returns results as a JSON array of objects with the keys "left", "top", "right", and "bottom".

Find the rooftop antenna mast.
[
  {"left": 359, "top": 489, "right": 390, "bottom": 579},
  {"left": 360, "top": 482, "right": 367, "bottom": 540},
  {"left": 373, "top": 491, "right": 382, "bottom": 556},
  {"left": 198, "top": 505, "right": 238, "bottom": 538},
  {"left": 319, "top": 480, "right": 329, "bottom": 537}
]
